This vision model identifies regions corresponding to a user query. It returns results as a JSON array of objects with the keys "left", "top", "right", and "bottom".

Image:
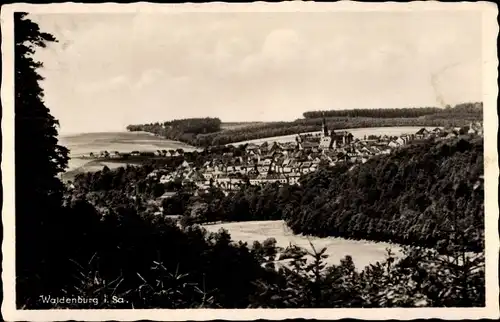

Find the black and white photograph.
[{"left": 1, "top": 1, "right": 498, "bottom": 321}]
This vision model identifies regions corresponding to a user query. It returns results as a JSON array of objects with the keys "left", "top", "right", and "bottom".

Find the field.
[
  {"left": 202, "top": 220, "right": 402, "bottom": 270},
  {"left": 59, "top": 131, "right": 199, "bottom": 170},
  {"left": 60, "top": 131, "right": 198, "bottom": 157},
  {"left": 230, "top": 126, "right": 432, "bottom": 146}
]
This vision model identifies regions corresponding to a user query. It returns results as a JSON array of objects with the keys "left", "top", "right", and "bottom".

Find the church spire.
[{"left": 322, "top": 112, "right": 328, "bottom": 136}]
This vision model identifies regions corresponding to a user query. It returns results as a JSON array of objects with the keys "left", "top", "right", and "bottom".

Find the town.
[{"left": 82, "top": 120, "right": 484, "bottom": 197}]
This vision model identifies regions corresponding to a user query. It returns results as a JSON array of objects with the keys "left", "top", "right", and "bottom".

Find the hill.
[
  {"left": 283, "top": 135, "right": 484, "bottom": 252},
  {"left": 126, "top": 103, "right": 483, "bottom": 147},
  {"left": 126, "top": 117, "right": 222, "bottom": 143}
]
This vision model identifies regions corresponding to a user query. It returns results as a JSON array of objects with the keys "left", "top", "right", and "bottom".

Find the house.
[
  {"left": 260, "top": 142, "right": 269, "bottom": 153},
  {"left": 318, "top": 118, "right": 354, "bottom": 150},
  {"left": 300, "top": 161, "right": 312, "bottom": 174},
  {"left": 446, "top": 132, "right": 458, "bottom": 139},
  {"left": 147, "top": 170, "right": 159, "bottom": 179},
  {"left": 282, "top": 142, "right": 296, "bottom": 152},
  {"left": 140, "top": 151, "right": 155, "bottom": 157},
  {"left": 99, "top": 151, "right": 110, "bottom": 158},
  {"left": 249, "top": 173, "right": 268, "bottom": 185},
  {"left": 110, "top": 151, "right": 121, "bottom": 159},
  {"left": 395, "top": 137, "right": 406, "bottom": 146},
  {"left": 157, "top": 191, "right": 177, "bottom": 201},
  {"left": 388, "top": 140, "right": 400, "bottom": 148},
  {"left": 330, "top": 130, "right": 354, "bottom": 147},
  {"left": 178, "top": 160, "right": 192, "bottom": 170},
  {"left": 185, "top": 169, "right": 205, "bottom": 183},
  {"left": 431, "top": 127, "right": 443, "bottom": 134},
  {"left": 282, "top": 159, "right": 293, "bottom": 173},
  {"left": 245, "top": 143, "right": 260, "bottom": 154},
  {"left": 301, "top": 141, "right": 318, "bottom": 151},
  {"left": 380, "top": 135, "right": 390, "bottom": 142},
  {"left": 468, "top": 122, "right": 483, "bottom": 136},
  {"left": 415, "top": 128, "right": 429, "bottom": 139},
  {"left": 286, "top": 173, "right": 301, "bottom": 185},
  {"left": 269, "top": 142, "right": 284, "bottom": 153}
]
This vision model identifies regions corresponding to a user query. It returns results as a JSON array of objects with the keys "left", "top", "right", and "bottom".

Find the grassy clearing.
[{"left": 202, "top": 220, "right": 402, "bottom": 270}]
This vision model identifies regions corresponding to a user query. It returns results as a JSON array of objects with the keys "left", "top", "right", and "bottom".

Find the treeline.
[
  {"left": 128, "top": 109, "right": 482, "bottom": 148},
  {"left": 302, "top": 102, "right": 483, "bottom": 119},
  {"left": 171, "top": 183, "right": 298, "bottom": 226},
  {"left": 303, "top": 107, "right": 441, "bottom": 119},
  {"left": 423, "top": 102, "right": 484, "bottom": 120},
  {"left": 193, "top": 116, "right": 475, "bottom": 147},
  {"left": 126, "top": 117, "right": 221, "bottom": 143}
]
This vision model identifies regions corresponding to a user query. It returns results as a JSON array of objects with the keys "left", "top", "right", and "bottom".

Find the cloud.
[
  {"left": 28, "top": 11, "right": 483, "bottom": 133},
  {"left": 76, "top": 75, "right": 129, "bottom": 93},
  {"left": 235, "top": 29, "right": 308, "bottom": 75},
  {"left": 134, "top": 69, "right": 165, "bottom": 89}
]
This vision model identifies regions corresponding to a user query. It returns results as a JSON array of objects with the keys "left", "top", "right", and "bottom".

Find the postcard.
[{"left": 1, "top": 1, "right": 499, "bottom": 321}]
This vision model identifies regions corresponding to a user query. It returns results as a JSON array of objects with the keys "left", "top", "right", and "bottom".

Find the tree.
[{"left": 15, "top": 12, "right": 69, "bottom": 306}]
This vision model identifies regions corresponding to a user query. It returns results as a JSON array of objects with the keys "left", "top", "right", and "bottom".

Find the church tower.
[
  {"left": 319, "top": 113, "right": 332, "bottom": 150},
  {"left": 321, "top": 115, "right": 329, "bottom": 137}
]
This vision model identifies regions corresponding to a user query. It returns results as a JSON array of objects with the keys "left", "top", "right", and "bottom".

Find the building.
[
  {"left": 415, "top": 128, "right": 430, "bottom": 139},
  {"left": 468, "top": 122, "right": 483, "bottom": 136},
  {"left": 318, "top": 117, "right": 354, "bottom": 150}
]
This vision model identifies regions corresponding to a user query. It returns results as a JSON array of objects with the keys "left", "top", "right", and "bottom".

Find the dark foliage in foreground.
[
  {"left": 25, "top": 201, "right": 485, "bottom": 309},
  {"left": 14, "top": 12, "right": 70, "bottom": 305}
]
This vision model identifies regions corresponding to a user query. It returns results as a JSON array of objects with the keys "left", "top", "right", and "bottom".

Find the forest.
[
  {"left": 16, "top": 12, "right": 485, "bottom": 310},
  {"left": 63, "top": 135, "right": 485, "bottom": 308},
  {"left": 285, "top": 136, "right": 484, "bottom": 252},
  {"left": 303, "top": 107, "right": 442, "bottom": 119},
  {"left": 126, "top": 117, "right": 222, "bottom": 143},
  {"left": 127, "top": 104, "right": 483, "bottom": 147},
  {"left": 302, "top": 103, "right": 483, "bottom": 119},
  {"left": 70, "top": 135, "right": 484, "bottom": 253}
]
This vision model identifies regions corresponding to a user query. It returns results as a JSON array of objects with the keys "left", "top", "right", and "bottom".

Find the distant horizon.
[
  {"left": 57, "top": 100, "right": 482, "bottom": 137},
  {"left": 31, "top": 10, "right": 483, "bottom": 134}
]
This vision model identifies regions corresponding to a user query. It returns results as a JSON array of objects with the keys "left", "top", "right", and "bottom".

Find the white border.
[{"left": 1, "top": 1, "right": 499, "bottom": 321}]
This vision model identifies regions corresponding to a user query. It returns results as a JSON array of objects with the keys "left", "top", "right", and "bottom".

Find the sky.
[{"left": 30, "top": 9, "right": 483, "bottom": 134}]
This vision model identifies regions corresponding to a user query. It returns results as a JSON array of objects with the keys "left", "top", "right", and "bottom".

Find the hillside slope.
[{"left": 284, "top": 136, "right": 484, "bottom": 252}]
